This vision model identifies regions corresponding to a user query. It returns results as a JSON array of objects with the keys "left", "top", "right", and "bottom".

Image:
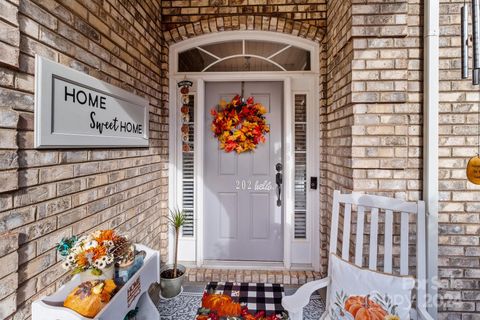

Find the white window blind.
[{"left": 294, "top": 94, "right": 307, "bottom": 239}]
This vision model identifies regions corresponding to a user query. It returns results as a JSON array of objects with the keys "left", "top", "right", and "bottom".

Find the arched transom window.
[{"left": 178, "top": 39, "right": 312, "bottom": 72}]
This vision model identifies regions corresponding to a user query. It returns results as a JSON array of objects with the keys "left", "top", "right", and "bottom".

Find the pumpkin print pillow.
[{"left": 328, "top": 254, "right": 415, "bottom": 320}]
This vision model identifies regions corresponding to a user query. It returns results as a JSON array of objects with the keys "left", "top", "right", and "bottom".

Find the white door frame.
[{"left": 168, "top": 31, "right": 321, "bottom": 271}]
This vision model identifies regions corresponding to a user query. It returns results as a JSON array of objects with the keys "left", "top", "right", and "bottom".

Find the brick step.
[{"left": 184, "top": 268, "right": 324, "bottom": 285}]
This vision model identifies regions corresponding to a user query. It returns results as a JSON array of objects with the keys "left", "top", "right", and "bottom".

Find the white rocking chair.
[{"left": 282, "top": 190, "right": 434, "bottom": 320}]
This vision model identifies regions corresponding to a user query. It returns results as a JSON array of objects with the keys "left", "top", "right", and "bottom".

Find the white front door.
[{"left": 204, "top": 81, "right": 283, "bottom": 261}]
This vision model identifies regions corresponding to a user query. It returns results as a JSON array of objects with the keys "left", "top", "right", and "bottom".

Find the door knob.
[{"left": 275, "top": 163, "right": 283, "bottom": 207}]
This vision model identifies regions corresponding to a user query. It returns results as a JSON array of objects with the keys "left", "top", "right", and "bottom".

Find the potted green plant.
[{"left": 160, "top": 208, "right": 187, "bottom": 299}]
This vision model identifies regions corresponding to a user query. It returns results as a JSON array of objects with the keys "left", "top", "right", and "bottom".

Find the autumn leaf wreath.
[{"left": 211, "top": 95, "right": 270, "bottom": 154}]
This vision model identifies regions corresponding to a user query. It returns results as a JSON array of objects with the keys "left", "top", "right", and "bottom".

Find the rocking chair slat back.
[
  {"left": 341, "top": 203, "right": 352, "bottom": 260},
  {"left": 330, "top": 190, "right": 423, "bottom": 275},
  {"left": 329, "top": 191, "right": 341, "bottom": 255},
  {"left": 354, "top": 205, "right": 365, "bottom": 267},
  {"left": 416, "top": 201, "right": 427, "bottom": 307},
  {"left": 384, "top": 209, "right": 394, "bottom": 273},
  {"left": 337, "top": 191, "right": 418, "bottom": 214},
  {"left": 282, "top": 191, "right": 430, "bottom": 320},
  {"left": 369, "top": 207, "right": 379, "bottom": 270},
  {"left": 400, "top": 211, "right": 410, "bottom": 275}
]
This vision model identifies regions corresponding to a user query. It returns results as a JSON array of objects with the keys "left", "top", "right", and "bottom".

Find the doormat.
[
  {"left": 158, "top": 289, "right": 325, "bottom": 320},
  {"left": 203, "top": 282, "right": 285, "bottom": 316}
]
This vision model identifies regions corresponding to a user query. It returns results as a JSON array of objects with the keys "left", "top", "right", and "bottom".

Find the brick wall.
[
  {"left": 0, "top": 0, "right": 167, "bottom": 319},
  {"left": 320, "top": 0, "right": 354, "bottom": 273},
  {"left": 321, "top": 0, "right": 423, "bottom": 272},
  {"left": 324, "top": 0, "right": 480, "bottom": 316},
  {"left": 438, "top": 1, "right": 480, "bottom": 317},
  {"left": 350, "top": 0, "right": 420, "bottom": 204},
  {"left": 161, "top": 0, "right": 327, "bottom": 31},
  {"left": 0, "top": 232, "right": 19, "bottom": 319}
]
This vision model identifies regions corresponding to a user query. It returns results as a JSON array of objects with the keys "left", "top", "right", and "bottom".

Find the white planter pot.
[{"left": 160, "top": 264, "right": 186, "bottom": 299}]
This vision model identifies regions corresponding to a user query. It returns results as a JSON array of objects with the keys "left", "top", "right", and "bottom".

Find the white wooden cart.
[
  {"left": 282, "top": 191, "right": 434, "bottom": 320},
  {"left": 32, "top": 244, "right": 160, "bottom": 320}
]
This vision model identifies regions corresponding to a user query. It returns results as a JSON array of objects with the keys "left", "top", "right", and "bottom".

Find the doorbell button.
[{"left": 310, "top": 177, "right": 318, "bottom": 190}]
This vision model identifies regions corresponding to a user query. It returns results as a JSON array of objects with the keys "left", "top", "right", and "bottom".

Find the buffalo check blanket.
[{"left": 203, "top": 282, "right": 286, "bottom": 316}]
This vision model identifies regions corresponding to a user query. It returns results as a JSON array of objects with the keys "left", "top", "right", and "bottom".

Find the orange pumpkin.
[
  {"left": 217, "top": 300, "right": 241, "bottom": 317},
  {"left": 467, "top": 155, "right": 480, "bottom": 184},
  {"left": 202, "top": 294, "right": 231, "bottom": 310},
  {"left": 202, "top": 293, "right": 242, "bottom": 317},
  {"left": 345, "top": 295, "right": 387, "bottom": 320},
  {"left": 64, "top": 279, "right": 117, "bottom": 318}
]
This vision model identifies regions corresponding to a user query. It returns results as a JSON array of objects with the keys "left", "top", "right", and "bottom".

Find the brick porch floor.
[{"left": 184, "top": 268, "right": 323, "bottom": 285}]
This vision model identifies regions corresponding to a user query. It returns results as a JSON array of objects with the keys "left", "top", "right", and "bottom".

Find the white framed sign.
[{"left": 34, "top": 55, "right": 149, "bottom": 148}]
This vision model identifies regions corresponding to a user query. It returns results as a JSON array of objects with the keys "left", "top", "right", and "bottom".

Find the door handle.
[{"left": 275, "top": 163, "right": 283, "bottom": 207}]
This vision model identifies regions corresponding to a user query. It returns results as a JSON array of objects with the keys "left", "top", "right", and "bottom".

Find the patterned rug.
[{"left": 158, "top": 284, "right": 325, "bottom": 320}]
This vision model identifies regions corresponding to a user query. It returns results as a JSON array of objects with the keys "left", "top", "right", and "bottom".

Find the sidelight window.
[
  {"left": 294, "top": 94, "right": 308, "bottom": 239},
  {"left": 182, "top": 94, "right": 195, "bottom": 237}
]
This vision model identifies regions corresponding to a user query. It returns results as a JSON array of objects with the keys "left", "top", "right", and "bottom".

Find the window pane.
[
  {"left": 295, "top": 211, "right": 307, "bottom": 239},
  {"left": 178, "top": 48, "right": 217, "bottom": 72},
  {"left": 271, "top": 46, "right": 311, "bottom": 71},
  {"left": 295, "top": 95, "right": 307, "bottom": 122},
  {"left": 182, "top": 94, "right": 195, "bottom": 237},
  {"left": 245, "top": 40, "right": 287, "bottom": 57},
  {"left": 178, "top": 40, "right": 312, "bottom": 72},
  {"left": 205, "top": 56, "right": 282, "bottom": 72},
  {"left": 200, "top": 41, "right": 242, "bottom": 58},
  {"left": 295, "top": 124, "right": 307, "bottom": 151},
  {"left": 294, "top": 93, "right": 308, "bottom": 239}
]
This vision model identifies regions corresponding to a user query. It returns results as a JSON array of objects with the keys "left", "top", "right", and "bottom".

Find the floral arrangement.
[
  {"left": 196, "top": 292, "right": 287, "bottom": 320},
  {"left": 211, "top": 95, "right": 270, "bottom": 153},
  {"left": 331, "top": 291, "right": 400, "bottom": 320},
  {"left": 57, "top": 230, "right": 126, "bottom": 276}
]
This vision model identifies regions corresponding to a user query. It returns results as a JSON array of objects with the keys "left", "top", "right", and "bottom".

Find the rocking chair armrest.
[
  {"left": 416, "top": 305, "right": 434, "bottom": 320},
  {"left": 281, "top": 277, "right": 331, "bottom": 312}
]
